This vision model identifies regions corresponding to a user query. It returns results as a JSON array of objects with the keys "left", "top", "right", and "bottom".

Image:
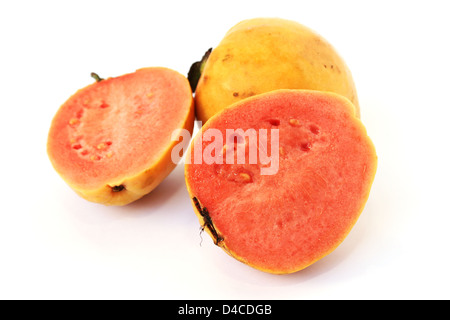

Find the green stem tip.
[{"left": 91, "top": 72, "right": 104, "bottom": 82}]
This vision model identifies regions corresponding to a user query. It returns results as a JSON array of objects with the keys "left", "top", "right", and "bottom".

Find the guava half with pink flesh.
[
  {"left": 48, "top": 67, "right": 194, "bottom": 206},
  {"left": 185, "top": 89, "right": 377, "bottom": 273}
]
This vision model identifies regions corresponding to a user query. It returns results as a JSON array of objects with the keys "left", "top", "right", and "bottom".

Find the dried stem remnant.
[{"left": 192, "top": 197, "right": 223, "bottom": 245}]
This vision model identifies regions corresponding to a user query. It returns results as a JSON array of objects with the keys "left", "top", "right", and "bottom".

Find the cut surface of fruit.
[
  {"left": 48, "top": 67, "right": 194, "bottom": 205},
  {"left": 185, "top": 90, "right": 377, "bottom": 273}
]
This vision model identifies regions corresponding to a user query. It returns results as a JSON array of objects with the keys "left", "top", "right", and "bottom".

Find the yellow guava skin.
[{"left": 194, "top": 18, "right": 360, "bottom": 123}]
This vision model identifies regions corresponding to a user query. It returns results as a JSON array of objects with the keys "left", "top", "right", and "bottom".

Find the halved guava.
[
  {"left": 47, "top": 67, "right": 194, "bottom": 206},
  {"left": 185, "top": 89, "right": 377, "bottom": 274}
]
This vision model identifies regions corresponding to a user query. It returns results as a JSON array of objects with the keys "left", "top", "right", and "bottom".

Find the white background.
[{"left": 1, "top": 0, "right": 449, "bottom": 300}]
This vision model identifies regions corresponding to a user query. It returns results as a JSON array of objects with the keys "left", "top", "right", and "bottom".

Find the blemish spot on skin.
[
  {"left": 81, "top": 150, "right": 89, "bottom": 156},
  {"left": 233, "top": 92, "right": 239, "bottom": 97},
  {"left": 222, "top": 54, "right": 233, "bottom": 62},
  {"left": 72, "top": 144, "right": 82, "bottom": 150}
]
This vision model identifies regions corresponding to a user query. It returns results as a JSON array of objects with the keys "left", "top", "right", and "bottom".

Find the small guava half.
[{"left": 48, "top": 67, "right": 194, "bottom": 206}]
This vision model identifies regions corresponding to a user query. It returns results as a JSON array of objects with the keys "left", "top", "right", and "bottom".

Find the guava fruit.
[
  {"left": 189, "top": 18, "right": 360, "bottom": 123},
  {"left": 47, "top": 67, "right": 194, "bottom": 206},
  {"left": 184, "top": 90, "right": 377, "bottom": 274}
]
